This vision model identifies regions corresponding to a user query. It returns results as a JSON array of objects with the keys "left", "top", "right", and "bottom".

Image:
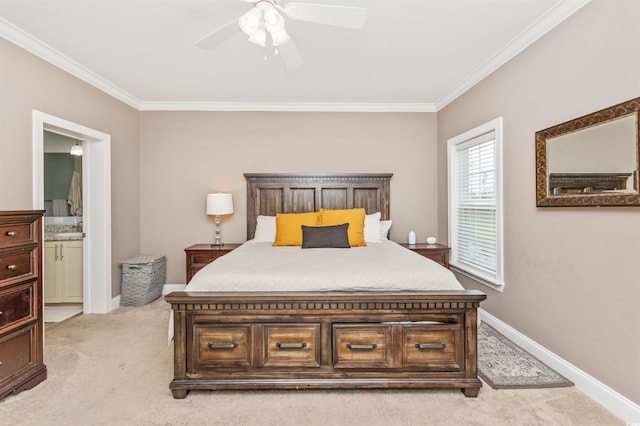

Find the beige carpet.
[{"left": 0, "top": 299, "right": 623, "bottom": 426}]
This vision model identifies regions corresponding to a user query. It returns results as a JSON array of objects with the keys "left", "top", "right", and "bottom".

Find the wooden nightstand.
[
  {"left": 399, "top": 242, "right": 450, "bottom": 269},
  {"left": 185, "top": 243, "right": 241, "bottom": 283}
]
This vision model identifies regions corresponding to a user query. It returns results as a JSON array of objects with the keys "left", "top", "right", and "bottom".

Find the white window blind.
[{"left": 448, "top": 118, "right": 503, "bottom": 289}]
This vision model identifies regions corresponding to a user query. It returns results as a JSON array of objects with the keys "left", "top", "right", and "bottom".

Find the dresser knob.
[
  {"left": 6, "top": 231, "right": 16, "bottom": 236},
  {"left": 0, "top": 311, "right": 3, "bottom": 315},
  {"left": 7, "top": 264, "right": 17, "bottom": 271}
]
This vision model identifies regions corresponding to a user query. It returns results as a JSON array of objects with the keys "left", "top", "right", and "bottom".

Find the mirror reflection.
[
  {"left": 547, "top": 114, "right": 637, "bottom": 195},
  {"left": 536, "top": 97, "right": 640, "bottom": 207}
]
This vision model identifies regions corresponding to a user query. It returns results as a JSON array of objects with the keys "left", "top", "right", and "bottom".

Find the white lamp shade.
[
  {"left": 248, "top": 26, "right": 267, "bottom": 47},
  {"left": 206, "top": 193, "right": 234, "bottom": 215},
  {"left": 70, "top": 142, "right": 83, "bottom": 156},
  {"left": 263, "top": 8, "right": 285, "bottom": 33},
  {"left": 239, "top": 8, "right": 262, "bottom": 36},
  {"left": 270, "top": 28, "right": 290, "bottom": 47}
]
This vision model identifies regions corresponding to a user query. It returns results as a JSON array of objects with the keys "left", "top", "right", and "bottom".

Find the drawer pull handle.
[
  {"left": 7, "top": 264, "right": 18, "bottom": 271},
  {"left": 276, "top": 342, "right": 307, "bottom": 349},
  {"left": 346, "top": 343, "right": 378, "bottom": 350},
  {"left": 6, "top": 231, "right": 17, "bottom": 236},
  {"left": 207, "top": 342, "right": 238, "bottom": 350},
  {"left": 415, "top": 343, "right": 446, "bottom": 350}
]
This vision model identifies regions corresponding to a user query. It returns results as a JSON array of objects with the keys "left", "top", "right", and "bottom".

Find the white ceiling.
[{"left": 0, "top": 0, "right": 590, "bottom": 111}]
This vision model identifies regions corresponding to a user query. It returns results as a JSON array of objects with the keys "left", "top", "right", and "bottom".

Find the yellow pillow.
[
  {"left": 319, "top": 208, "right": 366, "bottom": 247},
  {"left": 273, "top": 212, "right": 321, "bottom": 246}
]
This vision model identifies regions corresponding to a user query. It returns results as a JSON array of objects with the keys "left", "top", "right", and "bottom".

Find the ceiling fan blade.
[
  {"left": 283, "top": 2, "right": 366, "bottom": 29},
  {"left": 196, "top": 18, "right": 240, "bottom": 50},
  {"left": 278, "top": 39, "right": 304, "bottom": 70}
]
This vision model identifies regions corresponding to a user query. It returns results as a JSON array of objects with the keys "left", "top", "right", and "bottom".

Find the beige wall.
[
  {"left": 139, "top": 111, "right": 439, "bottom": 284},
  {"left": 0, "top": 38, "right": 141, "bottom": 297},
  {"left": 437, "top": 0, "right": 640, "bottom": 404},
  {"left": 2, "top": 0, "right": 638, "bottom": 407}
]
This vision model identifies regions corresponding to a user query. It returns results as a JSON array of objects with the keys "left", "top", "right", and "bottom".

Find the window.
[{"left": 447, "top": 117, "right": 504, "bottom": 290}]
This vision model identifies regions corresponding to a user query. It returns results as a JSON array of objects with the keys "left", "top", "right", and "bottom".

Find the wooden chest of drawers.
[{"left": 0, "top": 210, "right": 46, "bottom": 399}]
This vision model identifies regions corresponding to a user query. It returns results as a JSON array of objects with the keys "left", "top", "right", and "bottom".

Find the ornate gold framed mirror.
[{"left": 536, "top": 97, "right": 640, "bottom": 207}]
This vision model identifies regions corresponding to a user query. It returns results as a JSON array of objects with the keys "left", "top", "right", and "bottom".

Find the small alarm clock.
[{"left": 426, "top": 236, "right": 437, "bottom": 245}]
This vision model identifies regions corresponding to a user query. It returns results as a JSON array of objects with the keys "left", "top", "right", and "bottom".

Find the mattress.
[{"left": 185, "top": 240, "right": 464, "bottom": 292}]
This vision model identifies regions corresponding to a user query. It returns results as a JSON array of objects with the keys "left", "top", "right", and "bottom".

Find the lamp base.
[{"left": 210, "top": 242, "right": 224, "bottom": 248}]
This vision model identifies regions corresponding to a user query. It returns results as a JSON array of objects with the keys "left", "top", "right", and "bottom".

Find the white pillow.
[
  {"left": 253, "top": 215, "right": 276, "bottom": 242},
  {"left": 364, "top": 212, "right": 381, "bottom": 243},
  {"left": 379, "top": 220, "right": 392, "bottom": 240}
]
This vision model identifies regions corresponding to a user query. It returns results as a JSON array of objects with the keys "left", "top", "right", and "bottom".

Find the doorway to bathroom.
[
  {"left": 42, "top": 131, "right": 84, "bottom": 323},
  {"left": 32, "top": 111, "right": 113, "bottom": 315}
]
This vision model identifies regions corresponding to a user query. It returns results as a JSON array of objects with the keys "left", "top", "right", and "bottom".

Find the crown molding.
[
  {"left": 434, "top": 0, "right": 592, "bottom": 111},
  {"left": 138, "top": 102, "right": 437, "bottom": 112},
  {"left": 0, "top": 17, "right": 142, "bottom": 110},
  {"left": 2, "top": 0, "right": 591, "bottom": 113}
]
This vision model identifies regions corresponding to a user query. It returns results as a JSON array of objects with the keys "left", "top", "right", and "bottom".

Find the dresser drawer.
[
  {"left": 0, "top": 248, "right": 36, "bottom": 286},
  {"left": 0, "top": 282, "right": 36, "bottom": 334},
  {"left": 403, "top": 324, "right": 462, "bottom": 370},
  {"left": 263, "top": 324, "right": 320, "bottom": 368},
  {"left": 0, "top": 323, "right": 37, "bottom": 381},
  {"left": 0, "top": 223, "right": 34, "bottom": 248},
  {"left": 193, "top": 324, "right": 253, "bottom": 368},
  {"left": 190, "top": 253, "right": 225, "bottom": 265},
  {"left": 419, "top": 251, "right": 447, "bottom": 267},
  {"left": 333, "top": 325, "right": 393, "bottom": 369}
]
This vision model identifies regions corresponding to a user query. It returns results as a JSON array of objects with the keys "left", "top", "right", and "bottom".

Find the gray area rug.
[{"left": 478, "top": 322, "right": 573, "bottom": 389}]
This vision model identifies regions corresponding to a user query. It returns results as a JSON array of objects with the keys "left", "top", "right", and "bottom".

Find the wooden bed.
[{"left": 165, "top": 173, "right": 486, "bottom": 399}]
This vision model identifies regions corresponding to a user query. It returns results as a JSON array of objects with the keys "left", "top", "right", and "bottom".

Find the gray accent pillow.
[{"left": 301, "top": 223, "right": 351, "bottom": 249}]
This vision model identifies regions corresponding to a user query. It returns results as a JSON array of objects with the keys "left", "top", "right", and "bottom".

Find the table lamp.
[{"left": 206, "top": 193, "right": 234, "bottom": 247}]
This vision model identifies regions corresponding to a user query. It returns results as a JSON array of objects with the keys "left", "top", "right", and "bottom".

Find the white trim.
[
  {"left": 451, "top": 266, "right": 504, "bottom": 293},
  {"left": 111, "top": 295, "right": 121, "bottom": 311},
  {"left": 33, "top": 111, "right": 113, "bottom": 314},
  {"left": 1, "top": 17, "right": 141, "bottom": 110},
  {"left": 1, "top": 1, "right": 589, "bottom": 113},
  {"left": 435, "top": 0, "right": 592, "bottom": 110},
  {"left": 447, "top": 117, "right": 504, "bottom": 288},
  {"left": 479, "top": 309, "right": 640, "bottom": 425},
  {"left": 139, "top": 102, "right": 437, "bottom": 112}
]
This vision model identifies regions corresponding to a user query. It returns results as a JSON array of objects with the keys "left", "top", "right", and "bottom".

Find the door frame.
[{"left": 32, "top": 110, "right": 113, "bottom": 314}]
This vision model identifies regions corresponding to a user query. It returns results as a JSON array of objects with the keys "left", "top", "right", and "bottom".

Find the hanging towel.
[
  {"left": 67, "top": 171, "right": 83, "bottom": 216},
  {"left": 52, "top": 199, "right": 68, "bottom": 216}
]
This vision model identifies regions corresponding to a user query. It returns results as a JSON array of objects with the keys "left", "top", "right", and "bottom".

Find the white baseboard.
[
  {"left": 110, "top": 295, "right": 120, "bottom": 311},
  {"left": 479, "top": 308, "right": 640, "bottom": 425},
  {"left": 162, "top": 284, "right": 186, "bottom": 295}
]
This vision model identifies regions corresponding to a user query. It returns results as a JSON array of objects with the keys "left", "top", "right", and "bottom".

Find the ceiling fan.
[{"left": 196, "top": 0, "right": 366, "bottom": 69}]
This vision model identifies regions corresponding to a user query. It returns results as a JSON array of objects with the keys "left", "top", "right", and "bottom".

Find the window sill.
[{"left": 450, "top": 265, "right": 504, "bottom": 293}]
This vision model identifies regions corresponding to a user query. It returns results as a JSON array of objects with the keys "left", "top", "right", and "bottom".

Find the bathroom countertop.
[
  {"left": 44, "top": 233, "right": 85, "bottom": 241},
  {"left": 44, "top": 224, "right": 85, "bottom": 241}
]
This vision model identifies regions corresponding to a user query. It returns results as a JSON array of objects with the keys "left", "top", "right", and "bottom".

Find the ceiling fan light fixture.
[
  {"left": 248, "top": 25, "right": 267, "bottom": 47},
  {"left": 239, "top": 8, "right": 262, "bottom": 36},
  {"left": 263, "top": 8, "right": 285, "bottom": 33},
  {"left": 270, "top": 28, "right": 290, "bottom": 47}
]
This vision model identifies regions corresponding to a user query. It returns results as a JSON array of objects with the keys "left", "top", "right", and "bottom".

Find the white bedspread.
[{"left": 185, "top": 240, "right": 463, "bottom": 292}]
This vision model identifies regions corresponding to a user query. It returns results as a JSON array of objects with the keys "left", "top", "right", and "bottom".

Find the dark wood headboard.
[{"left": 244, "top": 173, "right": 392, "bottom": 239}]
